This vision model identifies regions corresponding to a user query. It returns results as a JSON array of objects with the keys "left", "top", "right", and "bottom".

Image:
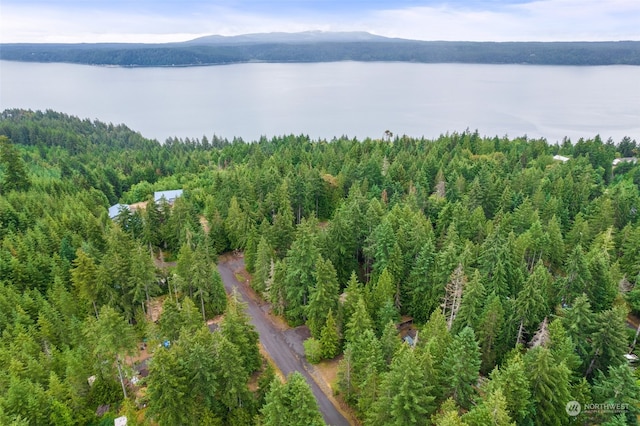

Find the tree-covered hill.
[
  {"left": 2, "top": 32, "right": 640, "bottom": 66},
  {"left": 1, "top": 108, "right": 640, "bottom": 424}
]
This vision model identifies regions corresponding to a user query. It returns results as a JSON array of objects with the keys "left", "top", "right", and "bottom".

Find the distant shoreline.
[{"left": 2, "top": 34, "right": 639, "bottom": 67}]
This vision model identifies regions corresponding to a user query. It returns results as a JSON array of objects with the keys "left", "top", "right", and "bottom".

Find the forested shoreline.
[
  {"left": 1, "top": 108, "right": 640, "bottom": 425},
  {"left": 2, "top": 39, "right": 640, "bottom": 66}
]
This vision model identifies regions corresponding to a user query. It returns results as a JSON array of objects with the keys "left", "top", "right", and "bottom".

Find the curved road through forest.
[{"left": 218, "top": 256, "right": 350, "bottom": 426}]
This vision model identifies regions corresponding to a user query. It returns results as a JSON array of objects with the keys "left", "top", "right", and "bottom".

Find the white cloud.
[
  {"left": 1, "top": 0, "right": 638, "bottom": 43},
  {"left": 367, "top": 0, "right": 640, "bottom": 41}
]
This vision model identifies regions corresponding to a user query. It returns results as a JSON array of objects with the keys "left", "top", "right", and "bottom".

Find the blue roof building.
[
  {"left": 108, "top": 204, "right": 129, "bottom": 219},
  {"left": 154, "top": 189, "right": 183, "bottom": 204}
]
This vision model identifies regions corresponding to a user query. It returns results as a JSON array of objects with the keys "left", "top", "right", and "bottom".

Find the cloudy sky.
[{"left": 2, "top": 0, "right": 639, "bottom": 43}]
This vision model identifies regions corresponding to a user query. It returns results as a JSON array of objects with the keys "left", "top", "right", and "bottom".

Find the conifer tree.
[
  {"left": 561, "top": 244, "right": 591, "bottom": 303},
  {"left": 284, "top": 217, "right": 319, "bottom": 323},
  {"left": 70, "top": 249, "right": 100, "bottom": 318},
  {"left": 307, "top": 256, "right": 339, "bottom": 338},
  {"left": 341, "top": 271, "right": 364, "bottom": 328},
  {"left": 146, "top": 344, "right": 190, "bottom": 425},
  {"left": 453, "top": 269, "right": 485, "bottom": 333},
  {"left": 345, "top": 296, "right": 374, "bottom": 346},
  {"left": 525, "top": 346, "right": 571, "bottom": 426},
  {"left": 407, "top": 238, "right": 437, "bottom": 322},
  {"left": 592, "top": 364, "right": 640, "bottom": 424},
  {"left": 588, "top": 305, "right": 628, "bottom": 377},
  {"left": 262, "top": 372, "right": 325, "bottom": 426},
  {"left": 86, "top": 306, "right": 136, "bottom": 400},
  {"left": 320, "top": 309, "right": 341, "bottom": 359},
  {"left": 422, "top": 309, "right": 453, "bottom": 364},
  {"left": 515, "top": 260, "right": 549, "bottom": 344},
  {"left": 0, "top": 136, "right": 31, "bottom": 192},
  {"left": 244, "top": 227, "right": 258, "bottom": 273},
  {"left": 477, "top": 293, "right": 505, "bottom": 373},
  {"left": 586, "top": 253, "right": 616, "bottom": 312},
  {"left": 379, "top": 320, "right": 401, "bottom": 365},
  {"left": 128, "top": 244, "right": 158, "bottom": 317},
  {"left": 442, "top": 326, "right": 481, "bottom": 409},
  {"left": 220, "top": 290, "right": 261, "bottom": 374},
  {"left": 487, "top": 352, "right": 532, "bottom": 424},
  {"left": 253, "top": 236, "right": 274, "bottom": 294},
  {"left": 463, "top": 389, "right": 514, "bottom": 426},
  {"left": 367, "top": 345, "right": 436, "bottom": 426},
  {"left": 561, "top": 294, "right": 596, "bottom": 373}
]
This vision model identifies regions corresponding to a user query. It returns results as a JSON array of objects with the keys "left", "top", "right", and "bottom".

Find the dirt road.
[{"left": 217, "top": 256, "right": 351, "bottom": 426}]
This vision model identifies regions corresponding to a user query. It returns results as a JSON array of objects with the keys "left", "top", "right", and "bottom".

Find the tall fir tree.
[
  {"left": 262, "top": 372, "right": 324, "bottom": 426},
  {"left": 366, "top": 345, "right": 436, "bottom": 426},
  {"left": 442, "top": 326, "right": 481, "bottom": 409},
  {"left": 525, "top": 346, "right": 571, "bottom": 426},
  {"left": 306, "top": 256, "right": 339, "bottom": 338}
]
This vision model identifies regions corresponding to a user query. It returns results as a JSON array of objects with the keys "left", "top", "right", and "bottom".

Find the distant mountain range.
[
  {"left": 184, "top": 31, "right": 396, "bottom": 45},
  {"left": 1, "top": 31, "right": 639, "bottom": 66}
]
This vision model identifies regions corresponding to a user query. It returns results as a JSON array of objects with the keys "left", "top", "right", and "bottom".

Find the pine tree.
[
  {"left": 284, "top": 217, "right": 319, "bottom": 323},
  {"left": 85, "top": 306, "right": 137, "bottom": 400},
  {"left": 146, "top": 345, "right": 191, "bottom": 425},
  {"left": 525, "top": 347, "right": 571, "bottom": 426},
  {"left": 421, "top": 308, "right": 453, "bottom": 364},
  {"left": 345, "top": 296, "right": 374, "bottom": 345},
  {"left": 562, "top": 244, "right": 591, "bottom": 303},
  {"left": 70, "top": 249, "right": 100, "bottom": 318},
  {"left": 546, "top": 215, "right": 565, "bottom": 270},
  {"left": 307, "top": 256, "right": 339, "bottom": 338},
  {"left": 442, "top": 326, "right": 481, "bottom": 409},
  {"left": 341, "top": 271, "right": 364, "bottom": 329},
  {"left": 376, "top": 298, "right": 400, "bottom": 336},
  {"left": 181, "top": 326, "right": 220, "bottom": 414},
  {"left": 372, "top": 267, "right": 396, "bottom": 317},
  {"left": 320, "top": 309, "right": 341, "bottom": 359},
  {"left": 453, "top": 269, "right": 485, "bottom": 333},
  {"left": 588, "top": 305, "right": 629, "bottom": 377},
  {"left": 407, "top": 238, "right": 437, "bottom": 322},
  {"left": 261, "top": 372, "right": 325, "bottom": 426},
  {"left": 586, "top": 252, "right": 616, "bottom": 312},
  {"left": 348, "top": 328, "right": 384, "bottom": 415},
  {"left": 212, "top": 331, "right": 253, "bottom": 415},
  {"left": 547, "top": 319, "right": 582, "bottom": 377},
  {"left": 367, "top": 345, "right": 436, "bottom": 425},
  {"left": 592, "top": 364, "right": 640, "bottom": 425},
  {"left": 487, "top": 352, "right": 532, "bottom": 424},
  {"left": 225, "top": 196, "right": 251, "bottom": 249},
  {"left": 561, "top": 294, "right": 596, "bottom": 373},
  {"left": 515, "top": 260, "right": 550, "bottom": 344},
  {"left": 128, "top": 244, "right": 158, "bottom": 317},
  {"left": 379, "top": 320, "right": 401, "bottom": 365},
  {"left": 244, "top": 227, "right": 258, "bottom": 273},
  {"left": 253, "top": 236, "right": 274, "bottom": 294},
  {"left": 268, "top": 179, "right": 296, "bottom": 258},
  {"left": 463, "top": 389, "right": 515, "bottom": 426},
  {"left": 0, "top": 136, "right": 31, "bottom": 192},
  {"left": 431, "top": 398, "right": 466, "bottom": 426},
  {"left": 220, "top": 290, "right": 261, "bottom": 374},
  {"left": 477, "top": 293, "right": 505, "bottom": 373}
]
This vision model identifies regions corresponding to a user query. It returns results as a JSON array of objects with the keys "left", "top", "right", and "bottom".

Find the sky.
[{"left": 1, "top": 0, "right": 639, "bottom": 43}]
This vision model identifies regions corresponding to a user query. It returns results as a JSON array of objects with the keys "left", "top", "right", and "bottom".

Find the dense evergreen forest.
[
  {"left": 2, "top": 38, "right": 640, "bottom": 66},
  {"left": 1, "top": 108, "right": 640, "bottom": 425}
]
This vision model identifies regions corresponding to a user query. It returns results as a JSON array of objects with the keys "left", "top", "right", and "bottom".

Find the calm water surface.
[{"left": 1, "top": 60, "right": 639, "bottom": 143}]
